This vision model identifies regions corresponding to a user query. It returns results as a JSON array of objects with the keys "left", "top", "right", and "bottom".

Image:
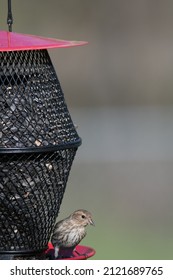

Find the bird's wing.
[
  {"left": 53, "top": 220, "right": 64, "bottom": 231},
  {"left": 51, "top": 220, "right": 68, "bottom": 246}
]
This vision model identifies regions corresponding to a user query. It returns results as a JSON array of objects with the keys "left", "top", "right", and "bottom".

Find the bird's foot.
[{"left": 54, "top": 246, "right": 59, "bottom": 259}]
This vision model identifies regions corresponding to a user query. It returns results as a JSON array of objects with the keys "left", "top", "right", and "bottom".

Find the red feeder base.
[{"left": 45, "top": 243, "right": 96, "bottom": 260}]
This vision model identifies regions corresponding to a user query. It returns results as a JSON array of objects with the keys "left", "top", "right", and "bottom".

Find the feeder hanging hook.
[{"left": 7, "top": 0, "right": 13, "bottom": 32}]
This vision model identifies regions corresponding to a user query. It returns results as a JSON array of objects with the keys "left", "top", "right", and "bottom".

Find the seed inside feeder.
[
  {"left": 45, "top": 163, "right": 53, "bottom": 170},
  {"left": 34, "top": 140, "right": 42, "bottom": 146}
]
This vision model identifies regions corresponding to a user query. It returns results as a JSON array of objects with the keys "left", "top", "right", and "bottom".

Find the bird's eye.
[{"left": 81, "top": 215, "right": 86, "bottom": 219}]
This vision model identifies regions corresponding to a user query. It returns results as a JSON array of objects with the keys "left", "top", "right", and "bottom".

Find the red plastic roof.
[{"left": 0, "top": 30, "right": 87, "bottom": 52}]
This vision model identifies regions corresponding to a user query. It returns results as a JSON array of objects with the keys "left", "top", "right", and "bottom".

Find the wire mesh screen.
[
  {"left": 0, "top": 149, "right": 77, "bottom": 253},
  {"left": 0, "top": 49, "right": 79, "bottom": 149},
  {"left": 0, "top": 49, "right": 81, "bottom": 257}
]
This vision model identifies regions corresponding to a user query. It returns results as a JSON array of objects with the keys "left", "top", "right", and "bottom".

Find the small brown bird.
[{"left": 51, "top": 209, "right": 94, "bottom": 258}]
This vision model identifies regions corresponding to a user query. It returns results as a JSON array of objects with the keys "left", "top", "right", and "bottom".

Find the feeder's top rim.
[{"left": 0, "top": 30, "right": 88, "bottom": 52}]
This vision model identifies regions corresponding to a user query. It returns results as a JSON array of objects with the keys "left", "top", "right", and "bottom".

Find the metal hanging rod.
[{"left": 7, "top": 0, "right": 13, "bottom": 32}]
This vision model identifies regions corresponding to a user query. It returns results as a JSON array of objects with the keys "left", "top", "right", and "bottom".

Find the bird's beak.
[{"left": 89, "top": 218, "right": 95, "bottom": 226}]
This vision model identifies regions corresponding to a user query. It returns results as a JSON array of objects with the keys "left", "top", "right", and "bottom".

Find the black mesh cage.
[{"left": 0, "top": 49, "right": 81, "bottom": 258}]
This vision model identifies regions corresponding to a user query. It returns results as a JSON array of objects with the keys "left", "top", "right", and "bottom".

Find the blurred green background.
[{"left": 1, "top": 0, "right": 173, "bottom": 259}]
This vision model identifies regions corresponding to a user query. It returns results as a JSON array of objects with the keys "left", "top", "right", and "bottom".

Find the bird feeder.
[{"left": 0, "top": 2, "right": 95, "bottom": 260}]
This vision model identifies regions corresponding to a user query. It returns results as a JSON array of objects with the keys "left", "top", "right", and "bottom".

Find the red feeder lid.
[{"left": 0, "top": 30, "right": 87, "bottom": 52}]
